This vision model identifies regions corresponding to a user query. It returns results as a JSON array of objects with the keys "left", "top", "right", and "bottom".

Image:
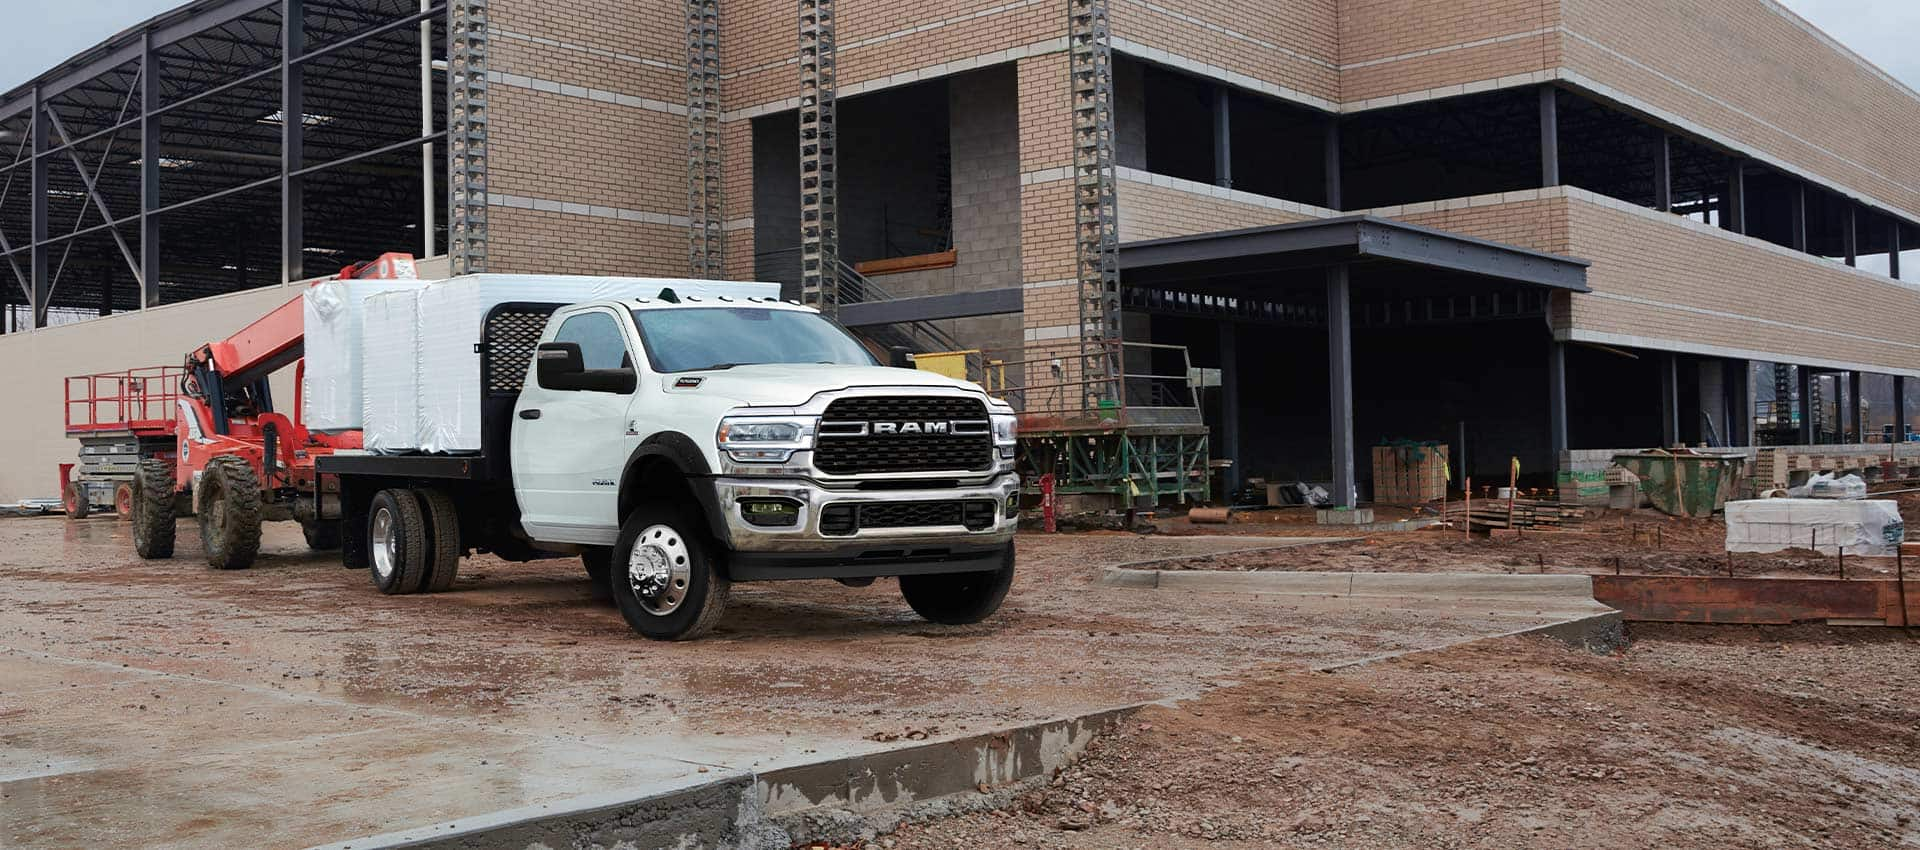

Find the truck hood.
[{"left": 663, "top": 363, "right": 984, "bottom": 407}]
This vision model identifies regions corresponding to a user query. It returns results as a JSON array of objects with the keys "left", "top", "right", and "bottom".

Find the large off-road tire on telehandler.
[
  {"left": 413, "top": 488, "right": 463, "bottom": 593},
  {"left": 198, "top": 456, "right": 263, "bottom": 570},
  {"left": 132, "top": 459, "right": 177, "bottom": 559},
  {"left": 899, "top": 544, "right": 1016, "bottom": 625},
  {"left": 609, "top": 504, "right": 728, "bottom": 641},
  {"left": 302, "top": 520, "right": 343, "bottom": 551},
  {"left": 366, "top": 488, "right": 429, "bottom": 595}
]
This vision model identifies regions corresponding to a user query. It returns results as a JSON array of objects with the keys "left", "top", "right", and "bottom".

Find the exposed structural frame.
[
  {"left": 0, "top": 0, "right": 452, "bottom": 328},
  {"left": 686, "top": 0, "right": 724, "bottom": 278},
  {"left": 448, "top": 0, "right": 490, "bottom": 275},
  {"left": 1068, "top": 0, "right": 1121, "bottom": 409},
  {"left": 796, "top": 0, "right": 839, "bottom": 313}
]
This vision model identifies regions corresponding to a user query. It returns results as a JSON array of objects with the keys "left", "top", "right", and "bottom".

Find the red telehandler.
[{"left": 121, "top": 253, "right": 416, "bottom": 568}]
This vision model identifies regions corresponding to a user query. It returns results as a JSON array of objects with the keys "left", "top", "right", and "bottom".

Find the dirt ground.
[
  {"left": 883, "top": 624, "right": 1920, "bottom": 850},
  {"left": 1156, "top": 503, "right": 1914, "bottom": 579}
]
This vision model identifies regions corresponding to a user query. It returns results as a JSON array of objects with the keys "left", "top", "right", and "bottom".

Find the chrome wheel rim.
[
  {"left": 371, "top": 506, "right": 397, "bottom": 581},
  {"left": 628, "top": 524, "right": 691, "bottom": 616}
]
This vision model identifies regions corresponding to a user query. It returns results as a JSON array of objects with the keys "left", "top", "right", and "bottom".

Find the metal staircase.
[
  {"left": 448, "top": 0, "right": 491, "bottom": 274},
  {"left": 835, "top": 259, "right": 963, "bottom": 354},
  {"left": 686, "top": 0, "right": 724, "bottom": 277}
]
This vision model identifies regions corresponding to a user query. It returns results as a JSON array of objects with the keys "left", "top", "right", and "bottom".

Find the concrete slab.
[{"left": 0, "top": 519, "right": 1621, "bottom": 848}]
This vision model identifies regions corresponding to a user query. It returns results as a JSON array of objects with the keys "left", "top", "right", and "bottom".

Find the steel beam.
[
  {"left": 1653, "top": 132, "right": 1671, "bottom": 212},
  {"left": 30, "top": 85, "right": 48, "bottom": 328},
  {"left": 1327, "top": 263, "right": 1355, "bottom": 508},
  {"left": 1538, "top": 85, "right": 1558, "bottom": 187},
  {"left": 1547, "top": 339, "right": 1567, "bottom": 464},
  {"left": 1323, "top": 119, "right": 1341, "bottom": 210},
  {"left": 1797, "top": 366, "right": 1813, "bottom": 444},
  {"left": 1218, "top": 320, "right": 1241, "bottom": 494},
  {"left": 1659, "top": 351, "right": 1678, "bottom": 448},
  {"left": 1726, "top": 359, "right": 1751, "bottom": 447},
  {"left": 141, "top": 30, "right": 161, "bottom": 307},
  {"left": 1211, "top": 86, "right": 1231, "bottom": 189},
  {"left": 1891, "top": 220, "right": 1903, "bottom": 281},
  {"left": 282, "top": 0, "right": 305, "bottom": 284},
  {"left": 43, "top": 109, "right": 142, "bottom": 288},
  {"left": 1896, "top": 375, "right": 1908, "bottom": 442},
  {"left": 420, "top": 0, "right": 435, "bottom": 259},
  {"left": 835, "top": 287, "right": 1022, "bottom": 327}
]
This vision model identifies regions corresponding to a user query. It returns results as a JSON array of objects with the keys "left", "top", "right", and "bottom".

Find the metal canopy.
[{"left": 1118, "top": 215, "right": 1591, "bottom": 293}]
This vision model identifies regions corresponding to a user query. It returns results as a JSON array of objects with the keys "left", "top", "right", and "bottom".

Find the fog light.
[{"left": 739, "top": 498, "right": 801, "bottom": 528}]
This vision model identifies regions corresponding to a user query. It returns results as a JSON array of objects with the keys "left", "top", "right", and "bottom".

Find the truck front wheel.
[
  {"left": 610, "top": 506, "right": 728, "bottom": 641},
  {"left": 899, "top": 544, "right": 1016, "bottom": 625}
]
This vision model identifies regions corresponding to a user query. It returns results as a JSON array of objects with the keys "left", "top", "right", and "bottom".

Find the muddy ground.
[
  {"left": 883, "top": 624, "right": 1920, "bottom": 850},
  {"left": 1156, "top": 503, "right": 1914, "bottom": 579}
]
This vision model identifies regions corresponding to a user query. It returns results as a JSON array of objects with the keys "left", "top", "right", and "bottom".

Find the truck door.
[{"left": 512, "top": 307, "right": 639, "bottom": 544}]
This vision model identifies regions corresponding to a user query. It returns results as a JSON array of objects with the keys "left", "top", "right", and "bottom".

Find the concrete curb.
[
  {"left": 1315, "top": 609, "right": 1628, "bottom": 667},
  {"left": 1100, "top": 568, "right": 1597, "bottom": 600},
  {"left": 318, "top": 709, "right": 1134, "bottom": 850}
]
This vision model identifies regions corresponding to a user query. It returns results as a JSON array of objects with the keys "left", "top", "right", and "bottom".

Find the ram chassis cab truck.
[{"left": 319, "top": 294, "right": 1021, "bottom": 641}]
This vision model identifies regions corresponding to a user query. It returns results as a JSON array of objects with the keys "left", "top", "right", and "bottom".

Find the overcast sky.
[{"left": 0, "top": 0, "right": 1916, "bottom": 95}]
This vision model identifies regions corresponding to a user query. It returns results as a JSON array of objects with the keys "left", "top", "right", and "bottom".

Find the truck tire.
[
  {"left": 414, "top": 488, "right": 462, "bottom": 593},
  {"left": 609, "top": 505, "right": 728, "bottom": 641},
  {"left": 581, "top": 547, "right": 613, "bottom": 600},
  {"left": 132, "top": 459, "right": 176, "bottom": 559},
  {"left": 302, "top": 520, "right": 342, "bottom": 551},
  {"left": 899, "top": 544, "right": 1016, "bottom": 625},
  {"left": 198, "top": 456, "right": 263, "bottom": 571},
  {"left": 66, "top": 482, "right": 91, "bottom": 519},
  {"left": 367, "top": 489, "right": 429, "bottom": 595}
]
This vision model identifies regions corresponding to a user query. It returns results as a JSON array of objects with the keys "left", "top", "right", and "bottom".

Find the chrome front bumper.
[{"left": 710, "top": 474, "right": 1020, "bottom": 554}]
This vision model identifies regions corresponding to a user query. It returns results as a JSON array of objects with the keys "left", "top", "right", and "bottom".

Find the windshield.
[{"left": 632, "top": 307, "right": 877, "bottom": 373}]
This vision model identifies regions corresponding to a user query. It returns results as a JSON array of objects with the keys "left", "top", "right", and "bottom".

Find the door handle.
[{"left": 519, "top": 409, "right": 542, "bottom": 420}]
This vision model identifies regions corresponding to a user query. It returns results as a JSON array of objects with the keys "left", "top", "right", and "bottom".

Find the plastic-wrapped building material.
[
  {"left": 401, "top": 275, "right": 780, "bottom": 454},
  {"left": 361, "top": 289, "right": 423, "bottom": 453},
  {"left": 301, "top": 277, "right": 430, "bottom": 431},
  {"left": 1725, "top": 498, "right": 1905, "bottom": 556}
]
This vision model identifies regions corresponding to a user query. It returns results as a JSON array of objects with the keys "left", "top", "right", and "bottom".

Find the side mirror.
[
  {"left": 888, "top": 346, "right": 914, "bottom": 369},
  {"left": 537, "top": 342, "right": 637, "bottom": 394}
]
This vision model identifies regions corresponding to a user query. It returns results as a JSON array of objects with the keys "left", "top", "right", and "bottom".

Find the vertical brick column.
[{"left": 1016, "top": 52, "right": 1081, "bottom": 411}]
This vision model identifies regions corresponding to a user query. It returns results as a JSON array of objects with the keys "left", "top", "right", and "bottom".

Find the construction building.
[{"left": 3, "top": 0, "right": 1919, "bottom": 506}]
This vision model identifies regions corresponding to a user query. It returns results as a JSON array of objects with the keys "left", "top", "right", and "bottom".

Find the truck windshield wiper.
[{"left": 692, "top": 362, "right": 754, "bottom": 371}]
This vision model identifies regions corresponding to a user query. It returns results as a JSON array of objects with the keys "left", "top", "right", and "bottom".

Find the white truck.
[{"left": 316, "top": 276, "right": 1021, "bottom": 641}]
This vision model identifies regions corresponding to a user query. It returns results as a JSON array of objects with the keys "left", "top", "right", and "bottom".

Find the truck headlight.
[
  {"left": 717, "top": 416, "right": 817, "bottom": 463},
  {"left": 991, "top": 413, "right": 1018, "bottom": 460}
]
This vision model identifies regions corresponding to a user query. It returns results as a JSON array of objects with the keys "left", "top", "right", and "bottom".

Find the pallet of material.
[{"left": 1443, "top": 498, "right": 1585, "bottom": 530}]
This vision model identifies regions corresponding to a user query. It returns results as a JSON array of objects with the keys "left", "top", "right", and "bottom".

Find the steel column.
[
  {"left": 1789, "top": 182, "right": 1807, "bottom": 252},
  {"left": 1660, "top": 351, "right": 1679, "bottom": 448},
  {"left": 140, "top": 31, "right": 161, "bottom": 307},
  {"left": 798, "top": 0, "right": 840, "bottom": 312},
  {"left": 1849, "top": 370, "right": 1863, "bottom": 443},
  {"left": 1327, "top": 263, "right": 1355, "bottom": 508},
  {"left": 1218, "top": 320, "right": 1241, "bottom": 494},
  {"left": 1896, "top": 375, "right": 1908, "bottom": 442},
  {"left": 1323, "top": 119, "right": 1341, "bottom": 210},
  {"left": 1726, "top": 359, "right": 1751, "bottom": 447},
  {"left": 1891, "top": 220, "right": 1903, "bottom": 280},
  {"left": 1547, "top": 339, "right": 1567, "bottom": 466},
  {"left": 1211, "top": 85, "right": 1231, "bottom": 189},
  {"left": 282, "top": 0, "right": 306, "bottom": 284},
  {"left": 30, "top": 85, "right": 48, "bottom": 328},
  {"left": 1538, "top": 85, "right": 1559, "bottom": 187},
  {"left": 1798, "top": 366, "right": 1813, "bottom": 444},
  {"left": 1725, "top": 160, "right": 1745, "bottom": 235},
  {"left": 1653, "top": 132, "right": 1671, "bottom": 212},
  {"left": 420, "top": 0, "right": 435, "bottom": 259},
  {"left": 1835, "top": 202, "right": 1850, "bottom": 266}
]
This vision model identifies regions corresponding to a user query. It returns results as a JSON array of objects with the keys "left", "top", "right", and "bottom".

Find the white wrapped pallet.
[
  {"left": 1725, "top": 498, "right": 1905, "bottom": 557},
  {"left": 301, "top": 277, "right": 429, "bottom": 431},
  {"left": 412, "top": 275, "right": 781, "bottom": 454},
  {"left": 361, "top": 289, "right": 423, "bottom": 453}
]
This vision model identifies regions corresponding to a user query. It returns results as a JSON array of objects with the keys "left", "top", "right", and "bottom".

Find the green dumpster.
[{"left": 1612, "top": 450, "right": 1746, "bottom": 518}]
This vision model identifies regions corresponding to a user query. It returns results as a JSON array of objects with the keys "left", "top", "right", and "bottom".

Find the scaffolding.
[
  {"left": 686, "top": 0, "right": 724, "bottom": 277},
  {"left": 797, "top": 0, "right": 839, "bottom": 313},
  {"left": 449, "top": 0, "right": 490, "bottom": 275}
]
